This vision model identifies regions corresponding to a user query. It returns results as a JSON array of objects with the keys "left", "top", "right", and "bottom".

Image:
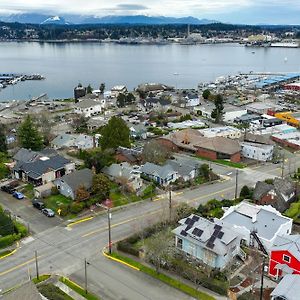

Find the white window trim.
[{"left": 283, "top": 254, "right": 291, "bottom": 263}]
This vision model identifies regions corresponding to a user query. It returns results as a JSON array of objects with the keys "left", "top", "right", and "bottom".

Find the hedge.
[
  {"left": 0, "top": 233, "right": 21, "bottom": 248},
  {"left": 14, "top": 222, "right": 28, "bottom": 237}
]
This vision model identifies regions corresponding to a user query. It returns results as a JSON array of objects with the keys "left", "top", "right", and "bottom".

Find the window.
[
  {"left": 177, "top": 237, "right": 183, "bottom": 249},
  {"left": 283, "top": 254, "right": 291, "bottom": 263}
]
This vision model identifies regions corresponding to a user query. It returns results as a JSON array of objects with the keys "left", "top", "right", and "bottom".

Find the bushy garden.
[{"left": 0, "top": 205, "right": 28, "bottom": 249}]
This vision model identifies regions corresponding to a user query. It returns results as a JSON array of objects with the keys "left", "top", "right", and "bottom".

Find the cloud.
[{"left": 116, "top": 4, "right": 148, "bottom": 11}]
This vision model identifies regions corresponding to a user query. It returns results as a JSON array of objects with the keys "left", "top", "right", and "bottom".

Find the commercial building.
[
  {"left": 284, "top": 81, "right": 300, "bottom": 91},
  {"left": 240, "top": 142, "right": 274, "bottom": 161},
  {"left": 110, "top": 85, "right": 127, "bottom": 97},
  {"left": 74, "top": 99, "right": 105, "bottom": 117},
  {"left": 199, "top": 126, "right": 242, "bottom": 139},
  {"left": 272, "top": 131, "right": 300, "bottom": 150}
]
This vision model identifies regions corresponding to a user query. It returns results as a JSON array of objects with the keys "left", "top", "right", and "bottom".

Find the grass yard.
[
  {"left": 195, "top": 155, "right": 246, "bottom": 169},
  {"left": 44, "top": 194, "right": 72, "bottom": 212},
  {"left": 110, "top": 190, "right": 140, "bottom": 207},
  {"left": 20, "top": 184, "right": 34, "bottom": 199}
]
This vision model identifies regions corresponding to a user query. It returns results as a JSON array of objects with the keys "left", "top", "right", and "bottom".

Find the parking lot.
[{"left": 0, "top": 190, "right": 63, "bottom": 233}]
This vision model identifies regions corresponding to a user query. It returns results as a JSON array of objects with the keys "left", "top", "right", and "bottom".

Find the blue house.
[{"left": 173, "top": 214, "right": 243, "bottom": 270}]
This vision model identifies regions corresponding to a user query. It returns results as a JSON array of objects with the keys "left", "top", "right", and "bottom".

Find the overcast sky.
[{"left": 0, "top": 0, "right": 299, "bottom": 24}]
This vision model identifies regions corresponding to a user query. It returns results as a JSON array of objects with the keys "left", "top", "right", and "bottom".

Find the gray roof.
[
  {"left": 13, "top": 148, "right": 40, "bottom": 163},
  {"left": 221, "top": 201, "right": 291, "bottom": 241},
  {"left": 141, "top": 162, "right": 176, "bottom": 180},
  {"left": 1, "top": 280, "right": 42, "bottom": 300},
  {"left": 166, "top": 157, "right": 200, "bottom": 177},
  {"left": 58, "top": 168, "right": 93, "bottom": 192},
  {"left": 173, "top": 214, "right": 240, "bottom": 256},
  {"left": 102, "top": 162, "right": 134, "bottom": 180},
  {"left": 273, "top": 177, "right": 295, "bottom": 198},
  {"left": 270, "top": 274, "right": 300, "bottom": 300},
  {"left": 75, "top": 99, "right": 102, "bottom": 109},
  {"left": 15, "top": 155, "right": 71, "bottom": 179},
  {"left": 253, "top": 181, "right": 273, "bottom": 201},
  {"left": 272, "top": 235, "right": 300, "bottom": 261}
]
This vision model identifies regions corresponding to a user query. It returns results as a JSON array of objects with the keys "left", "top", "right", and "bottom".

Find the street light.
[
  {"left": 84, "top": 258, "right": 90, "bottom": 294},
  {"left": 98, "top": 201, "right": 112, "bottom": 255}
]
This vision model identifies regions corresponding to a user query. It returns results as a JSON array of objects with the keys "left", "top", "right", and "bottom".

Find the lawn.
[
  {"left": 195, "top": 155, "right": 247, "bottom": 169},
  {"left": 43, "top": 194, "right": 72, "bottom": 212},
  {"left": 38, "top": 283, "right": 73, "bottom": 300},
  {"left": 32, "top": 274, "right": 51, "bottom": 284},
  {"left": 110, "top": 190, "right": 140, "bottom": 207},
  {"left": 20, "top": 184, "right": 34, "bottom": 199}
]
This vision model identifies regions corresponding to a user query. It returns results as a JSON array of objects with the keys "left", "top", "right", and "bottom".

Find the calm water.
[{"left": 0, "top": 42, "right": 300, "bottom": 101}]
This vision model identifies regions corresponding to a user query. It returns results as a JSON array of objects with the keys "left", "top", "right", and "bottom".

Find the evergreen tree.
[
  {"left": 99, "top": 83, "right": 105, "bottom": 94},
  {"left": 202, "top": 89, "right": 211, "bottom": 100},
  {"left": 211, "top": 94, "right": 224, "bottom": 123},
  {"left": 0, "top": 126, "right": 7, "bottom": 153},
  {"left": 17, "top": 115, "right": 43, "bottom": 150},
  {"left": 116, "top": 93, "right": 126, "bottom": 108},
  {"left": 100, "top": 116, "right": 130, "bottom": 150},
  {"left": 86, "top": 84, "right": 93, "bottom": 94}
]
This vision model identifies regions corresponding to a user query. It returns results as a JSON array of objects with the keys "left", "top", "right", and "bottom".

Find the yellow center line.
[{"left": 0, "top": 256, "right": 42, "bottom": 277}]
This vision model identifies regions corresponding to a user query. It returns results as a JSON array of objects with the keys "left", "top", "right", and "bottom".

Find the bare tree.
[{"left": 142, "top": 140, "right": 171, "bottom": 165}]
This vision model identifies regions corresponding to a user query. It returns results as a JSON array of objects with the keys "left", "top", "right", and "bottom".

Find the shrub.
[
  {"left": 51, "top": 186, "right": 60, "bottom": 195},
  {"left": 38, "top": 283, "right": 73, "bottom": 300},
  {"left": 0, "top": 211, "right": 15, "bottom": 236},
  {"left": 14, "top": 222, "right": 28, "bottom": 237},
  {"left": 58, "top": 204, "right": 69, "bottom": 217},
  {"left": 0, "top": 233, "right": 20, "bottom": 248},
  {"left": 69, "top": 202, "right": 85, "bottom": 214}
]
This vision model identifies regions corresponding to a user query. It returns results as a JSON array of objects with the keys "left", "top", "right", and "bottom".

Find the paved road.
[{"left": 1, "top": 158, "right": 300, "bottom": 299}]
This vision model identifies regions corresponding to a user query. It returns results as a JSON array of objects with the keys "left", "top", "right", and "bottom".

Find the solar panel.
[
  {"left": 217, "top": 231, "right": 224, "bottom": 239},
  {"left": 192, "top": 228, "right": 198, "bottom": 235},
  {"left": 196, "top": 229, "right": 203, "bottom": 237},
  {"left": 208, "top": 236, "right": 216, "bottom": 243},
  {"left": 207, "top": 241, "right": 215, "bottom": 249},
  {"left": 212, "top": 229, "right": 219, "bottom": 237},
  {"left": 192, "top": 215, "right": 200, "bottom": 222},
  {"left": 180, "top": 230, "right": 187, "bottom": 237},
  {"left": 214, "top": 224, "right": 222, "bottom": 231}
]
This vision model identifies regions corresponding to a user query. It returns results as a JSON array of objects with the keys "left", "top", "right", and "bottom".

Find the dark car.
[
  {"left": 1, "top": 185, "right": 16, "bottom": 194},
  {"left": 41, "top": 208, "right": 55, "bottom": 217},
  {"left": 32, "top": 200, "right": 45, "bottom": 210}
]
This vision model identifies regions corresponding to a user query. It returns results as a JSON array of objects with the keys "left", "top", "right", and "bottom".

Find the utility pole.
[
  {"left": 108, "top": 208, "right": 112, "bottom": 254},
  {"left": 84, "top": 258, "right": 88, "bottom": 294},
  {"left": 35, "top": 250, "right": 39, "bottom": 280},
  {"left": 169, "top": 188, "right": 172, "bottom": 220},
  {"left": 234, "top": 170, "right": 239, "bottom": 199},
  {"left": 260, "top": 257, "right": 265, "bottom": 300}
]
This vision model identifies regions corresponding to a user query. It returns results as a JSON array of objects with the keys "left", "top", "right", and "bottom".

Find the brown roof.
[
  {"left": 195, "top": 136, "right": 241, "bottom": 155},
  {"left": 161, "top": 128, "right": 204, "bottom": 151}
]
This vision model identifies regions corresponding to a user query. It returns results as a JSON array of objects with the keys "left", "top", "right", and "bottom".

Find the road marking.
[
  {"left": 102, "top": 247, "right": 140, "bottom": 271},
  {"left": 0, "top": 242, "right": 20, "bottom": 261},
  {"left": 174, "top": 192, "right": 183, "bottom": 196},
  {"left": 0, "top": 256, "right": 42, "bottom": 277},
  {"left": 81, "top": 209, "right": 161, "bottom": 238},
  {"left": 67, "top": 216, "right": 94, "bottom": 227}
]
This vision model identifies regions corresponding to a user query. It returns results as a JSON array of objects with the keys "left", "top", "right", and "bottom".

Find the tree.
[
  {"left": 86, "top": 84, "right": 93, "bottom": 94},
  {"left": 34, "top": 112, "right": 53, "bottom": 146},
  {"left": 126, "top": 92, "right": 136, "bottom": 104},
  {"left": 17, "top": 115, "right": 43, "bottom": 150},
  {"left": 100, "top": 116, "right": 130, "bottom": 150},
  {"left": 211, "top": 94, "right": 224, "bottom": 123},
  {"left": 83, "top": 149, "right": 115, "bottom": 173},
  {"left": 72, "top": 115, "right": 88, "bottom": 133},
  {"left": 199, "top": 164, "right": 210, "bottom": 181},
  {"left": 75, "top": 185, "right": 90, "bottom": 201},
  {"left": 142, "top": 140, "right": 171, "bottom": 164},
  {"left": 0, "top": 126, "right": 7, "bottom": 153},
  {"left": 0, "top": 209, "right": 15, "bottom": 236},
  {"left": 99, "top": 83, "right": 105, "bottom": 94},
  {"left": 116, "top": 93, "right": 126, "bottom": 108},
  {"left": 240, "top": 185, "right": 251, "bottom": 199},
  {"left": 92, "top": 174, "right": 111, "bottom": 200},
  {"left": 202, "top": 89, "right": 211, "bottom": 100}
]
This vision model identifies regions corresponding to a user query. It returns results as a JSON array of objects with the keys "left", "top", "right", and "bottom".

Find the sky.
[{"left": 0, "top": 0, "right": 299, "bottom": 24}]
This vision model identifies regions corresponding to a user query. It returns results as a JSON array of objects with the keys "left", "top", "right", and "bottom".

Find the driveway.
[{"left": 0, "top": 191, "right": 63, "bottom": 233}]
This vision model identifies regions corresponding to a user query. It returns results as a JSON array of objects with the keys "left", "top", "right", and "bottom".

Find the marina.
[{"left": 0, "top": 73, "right": 45, "bottom": 89}]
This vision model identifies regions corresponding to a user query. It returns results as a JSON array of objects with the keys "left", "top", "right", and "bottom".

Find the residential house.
[
  {"left": 270, "top": 274, "right": 300, "bottom": 300},
  {"left": 129, "top": 124, "right": 148, "bottom": 140},
  {"left": 269, "top": 235, "right": 300, "bottom": 279},
  {"left": 13, "top": 153, "right": 75, "bottom": 186},
  {"left": 51, "top": 133, "right": 98, "bottom": 150},
  {"left": 74, "top": 99, "right": 105, "bottom": 117},
  {"left": 140, "top": 162, "right": 178, "bottom": 186},
  {"left": 55, "top": 168, "right": 93, "bottom": 200},
  {"left": 173, "top": 214, "right": 242, "bottom": 270},
  {"left": 178, "top": 94, "right": 200, "bottom": 108},
  {"left": 253, "top": 178, "right": 296, "bottom": 212},
  {"left": 102, "top": 162, "right": 143, "bottom": 192},
  {"left": 136, "top": 83, "right": 173, "bottom": 94},
  {"left": 111, "top": 85, "right": 127, "bottom": 97},
  {"left": 240, "top": 142, "right": 274, "bottom": 161},
  {"left": 142, "top": 97, "right": 172, "bottom": 112},
  {"left": 115, "top": 146, "right": 143, "bottom": 164},
  {"left": 220, "top": 201, "right": 293, "bottom": 252}
]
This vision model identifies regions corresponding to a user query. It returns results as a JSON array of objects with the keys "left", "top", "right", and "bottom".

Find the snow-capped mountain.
[{"left": 41, "top": 16, "right": 68, "bottom": 25}]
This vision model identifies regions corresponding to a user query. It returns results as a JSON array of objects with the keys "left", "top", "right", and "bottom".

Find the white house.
[
  {"left": 111, "top": 85, "right": 127, "bottom": 97},
  {"left": 74, "top": 99, "right": 105, "bottom": 117},
  {"left": 51, "top": 134, "right": 98, "bottom": 150},
  {"left": 240, "top": 142, "right": 274, "bottom": 161},
  {"left": 220, "top": 201, "right": 293, "bottom": 253}
]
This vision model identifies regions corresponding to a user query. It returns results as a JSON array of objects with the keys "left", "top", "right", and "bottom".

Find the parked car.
[
  {"left": 12, "top": 191, "right": 25, "bottom": 200},
  {"left": 42, "top": 208, "right": 55, "bottom": 217},
  {"left": 1, "top": 185, "right": 16, "bottom": 194},
  {"left": 32, "top": 199, "right": 45, "bottom": 210}
]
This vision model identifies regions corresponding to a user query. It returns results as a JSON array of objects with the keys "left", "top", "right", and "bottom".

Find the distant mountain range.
[{"left": 0, "top": 13, "right": 217, "bottom": 25}]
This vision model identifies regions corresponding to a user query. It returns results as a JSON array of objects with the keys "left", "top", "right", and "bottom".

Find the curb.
[
  {"left": 0, "top": 242, "right": 20, "bottom": 260},
  {"left": 102, "top": 247, "right": 140, "bottom": 271},
  {"left": 67, "top": 216, "right": 94, "bottom": 227}
]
